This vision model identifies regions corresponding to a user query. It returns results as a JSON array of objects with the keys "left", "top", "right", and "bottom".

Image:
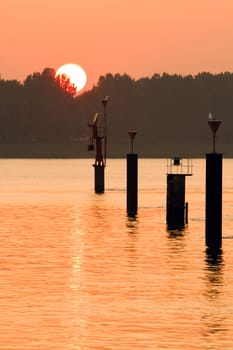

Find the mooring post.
[
  {"left": 167, "top": 173, "right": 186, "bottom": 229},
  {"left": 127, "top": 131, "right": 138, "bottom": 217},
  {"left": 205, "top": 114, "right": 222, "bottom": 249},
  {"left": 94, "top": 165, "right": 105, "bottom": 194},
  {"left": 166, "top": 157, "right": 192, "bottom": 230}
]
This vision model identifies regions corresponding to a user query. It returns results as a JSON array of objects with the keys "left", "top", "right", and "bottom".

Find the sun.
[{"left": 55, "top": 63, "right": 87, "bottom": 94}]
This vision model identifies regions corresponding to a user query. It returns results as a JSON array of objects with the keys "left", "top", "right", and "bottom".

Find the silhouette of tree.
[
  {"left": 0, "top": 69, "right": 233, "bottom": 156},
  {"left": 55, "top": 73, "right": 77, "bottom": 96}
]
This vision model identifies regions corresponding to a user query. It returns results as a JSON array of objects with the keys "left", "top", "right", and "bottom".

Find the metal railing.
[{"left": 167, "top": 157, "right": 193, "bottom": 176}]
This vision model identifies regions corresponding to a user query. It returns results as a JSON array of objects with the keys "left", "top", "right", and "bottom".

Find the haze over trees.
[{"left": 0, "top": 68, "right": 232, "bottom": 157}]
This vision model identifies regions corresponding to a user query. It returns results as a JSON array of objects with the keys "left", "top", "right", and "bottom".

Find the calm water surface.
[{"left": 0, "top": 159, "right": 233, "bottom": 350}]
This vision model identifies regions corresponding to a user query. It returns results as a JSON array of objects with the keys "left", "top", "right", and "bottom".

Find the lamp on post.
[
  {"left": 128, "top": 131, "right": 137, "bottom": 153},
  {"left": 208, "top": 113, "right": 222, "bottom": 153}
]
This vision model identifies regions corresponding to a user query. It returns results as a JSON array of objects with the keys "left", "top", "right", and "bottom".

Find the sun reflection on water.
[{"left": 0, "top": 159, "right": 233, "bottom": 350}]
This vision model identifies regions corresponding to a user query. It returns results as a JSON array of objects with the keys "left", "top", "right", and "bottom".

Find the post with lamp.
[{"left": 205, "top": 113, "right": 222, "bottom": 249}]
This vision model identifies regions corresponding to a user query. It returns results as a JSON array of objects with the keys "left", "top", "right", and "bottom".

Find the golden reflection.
[
  {"left": 126, "top": 215, "right": 138, "bottom": 235},
  {"left": 202, "top": 248, "right": 227, "bottom": 345},
  {"left": 167, "top": 228, "right": 184, "bottom": 238},
  {"left": 0, "top": 204, "right": 77, "bottom": 350},
  {"left": 204, "top": 248, "right": 224, "bottom": 300},
  {"left": 69, "top": 210, "right": 88, "bottom": 349},
  {"left": 2, "top": 158, "right": 233, "bottom": 349},
  {"left": 166, "top": 227, "right": 186, "bottom": 252},
  {"left": 70, "top": 216, "right": 84, "bottom": 292},
  {"left": 125, "top": 215, "right": 138, "bottom": 266}
]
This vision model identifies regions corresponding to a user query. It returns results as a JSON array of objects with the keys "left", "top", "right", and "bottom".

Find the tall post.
[
  {"left": 206, "top": 114, "right": 222, "bottom": 249},
  {"left": 127, "top": 131, "right": 138, "bottom": 217},
  {"left": 206, "top": 153, "right": 222, "bottom": 248}
]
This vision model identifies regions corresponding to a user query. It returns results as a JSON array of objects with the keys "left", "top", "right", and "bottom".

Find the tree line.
[{"left": 0, "top": 68, "right": 232, "bottom": 157}]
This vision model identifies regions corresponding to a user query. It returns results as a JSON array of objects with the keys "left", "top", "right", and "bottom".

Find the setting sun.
[{"left": 55, "top": 63, "right": 87, "bottom": 94}]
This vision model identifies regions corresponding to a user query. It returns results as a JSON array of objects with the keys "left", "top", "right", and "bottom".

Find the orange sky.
[{"left": 1, "top": 0, "right": 233, "bottom": 90}]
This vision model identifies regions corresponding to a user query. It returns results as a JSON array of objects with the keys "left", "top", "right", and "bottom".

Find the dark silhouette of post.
[
  {"left": 206, "top": 114, "right": 222, "bottom": 248},
  {"left": 127, "top": 131, "right": 138, "bottom": 217},
  {"left": 94, "top": 164, "right": 105, "bottom": 193},
  {"left": 166, "top": 157, "right": 192, "bottom": 230},
  {"left": 88, "top": 96, "right": 108, "bottom": 194}
]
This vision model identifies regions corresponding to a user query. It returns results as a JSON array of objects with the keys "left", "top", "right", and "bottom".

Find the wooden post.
[
  {"left": 94, "top": 165, "right": 105, "bottom": 194},
  {"left": 166, "top": 174, "right": 186, "bottom": 230},
  {"left": 205, "top": 153, "right": 222, "bottom": 248},
  {"left": 127, "top": 153, "right": 138, "bottom": 217}
]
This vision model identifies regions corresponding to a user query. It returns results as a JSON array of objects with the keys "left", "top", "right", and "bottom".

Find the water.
[{"left": 0, "top": 158, "right": 233, "bottom": 350}]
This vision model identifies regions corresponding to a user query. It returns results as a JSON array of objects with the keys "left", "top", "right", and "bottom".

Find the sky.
[{"left": 1, "top": 0, "right": 233, "bottom": 90}]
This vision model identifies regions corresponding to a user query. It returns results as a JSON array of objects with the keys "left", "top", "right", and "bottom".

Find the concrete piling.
[
  {"left": 166, "top": 158, "right": 192, "bottom": 230},
  {"left": 205, "top": 153, "right": 222, "bottom": 248},
  {"left": 166, "top": 174, "right": 186, "bottom": 229},
  {"left": 127, "top": 131, "right": 138, "bottom": 217},
  {"left": 94, "top": 164, "right": 105, "bottom": 194},
  {"left": 127, "top": 153, "right": 138, "bottom": 217}
]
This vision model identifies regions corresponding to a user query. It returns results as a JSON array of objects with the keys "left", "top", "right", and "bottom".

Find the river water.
[{"left": 0, "top": 158, "right": 233, "bottom": 350}]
